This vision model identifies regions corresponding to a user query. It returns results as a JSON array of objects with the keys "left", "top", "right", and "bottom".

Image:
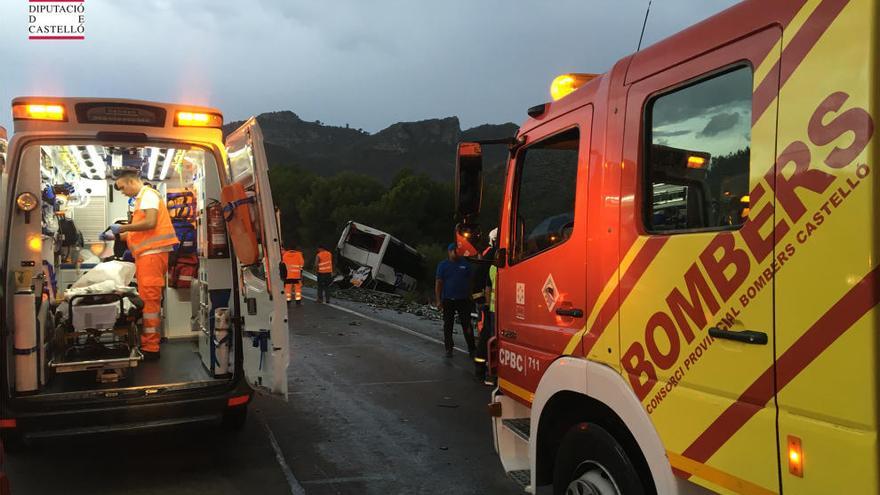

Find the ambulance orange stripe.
[
  {"left": 752, "top": 0, "right": 849, "bottom": 123},
  {"left": 582, "top": 236, "right": 668, "bottom": 356},
  {"left": 681, "top": 265, "right": 880, "bottom": 468}
]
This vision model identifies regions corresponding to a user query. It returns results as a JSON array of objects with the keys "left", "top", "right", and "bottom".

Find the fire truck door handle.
[
  {"left": 555, "top": 308, "right": 584, "bottom": 318},
  {"left": 708, "top": 327, "right": 767, "bottom": 345}
]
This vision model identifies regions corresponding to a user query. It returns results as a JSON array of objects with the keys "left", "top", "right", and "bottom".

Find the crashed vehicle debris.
[{"left": 336, "top": 221, "right": 424, "bottom": 294}]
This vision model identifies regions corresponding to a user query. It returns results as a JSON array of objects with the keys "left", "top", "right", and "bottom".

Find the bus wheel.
[
  {"left": 553, "top": 422, "right": 645, "bottom": 495},
  {"left": 222, "top": 407, "right": 248, "bottom": 431}
]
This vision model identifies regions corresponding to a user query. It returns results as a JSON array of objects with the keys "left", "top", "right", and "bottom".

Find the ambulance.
[
  {"left": 0, "top": 98, "right": 289, "bottom": 446},
  {"left": 454, "top": 0, "right": 878, "bottom": 493}
]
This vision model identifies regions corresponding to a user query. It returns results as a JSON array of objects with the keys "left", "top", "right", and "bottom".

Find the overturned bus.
[{"left": 337, "top": 221, "right": 423, "bottom": 293}]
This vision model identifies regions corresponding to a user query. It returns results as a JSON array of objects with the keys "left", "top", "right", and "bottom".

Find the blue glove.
[
  {"left": 109, "top": 224, "right": 122, "bottom": 235},
  {"left": 100, "top": 231, "right": 115, "bottom": 241}
]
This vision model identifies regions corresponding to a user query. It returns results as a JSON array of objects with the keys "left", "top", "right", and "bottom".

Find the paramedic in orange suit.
[
  {"left": 281, "top": 246, "right": 304, "bottom": 305},
  {"left": 106, "top": 169, "right": 178, "bottom": 361}
]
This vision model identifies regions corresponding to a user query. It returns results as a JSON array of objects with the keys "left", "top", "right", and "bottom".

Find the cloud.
[
  {"left": 699, "top": 112, "right": 740, "bottom": 137},
  {"left": 653, "top": 129, "right": 691, "bottom": 138},
  {"left": 0, "top": 0, "right": 741, "bottom": 132}
]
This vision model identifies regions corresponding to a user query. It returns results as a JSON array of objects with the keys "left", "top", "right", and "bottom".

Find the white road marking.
[
  {"left": 258, "top": 411, "right": 306, "bottom": 495},
  {"left": 301, "top": 295, "right": 469, "bottom": 354},
  {"left": 358, "top": 379, "right": 443, "bottom": 386},
  {"left": 301, "top": 475, "right": 394, "bottom": 485}
]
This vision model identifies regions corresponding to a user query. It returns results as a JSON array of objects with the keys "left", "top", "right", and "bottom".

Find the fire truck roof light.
[
  {"left": 176, "top": 111, "right": 223, "bottom": 128},
  {"left": 13, "top": 103, "right": 66, "bottom": 121},
  {"left": 687, "top": 155, "right": 707, "bottom": 169},
  {"left": 550, "top": 73, "right": 597, "bottom": 102}
]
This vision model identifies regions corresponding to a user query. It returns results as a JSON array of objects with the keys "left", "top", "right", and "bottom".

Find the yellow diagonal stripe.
[
  {"left": 499, "top": 378, "right": 535, "bottom": 404},
  {"left": 667, "top": 451, "right": 778, "bottom": 495}
]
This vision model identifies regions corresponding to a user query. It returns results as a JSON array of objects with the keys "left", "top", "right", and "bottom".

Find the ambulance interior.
[{"left": 6, "top": 142, "right": 237, "bottom": 397}]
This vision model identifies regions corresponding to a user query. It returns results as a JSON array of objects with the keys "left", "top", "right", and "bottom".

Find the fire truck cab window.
[
  {"left": 511, "top": 128, "right": 579, "bottom": 262},
  {"left": 645, "top": 66, "right": 752, "bottom": 233}
]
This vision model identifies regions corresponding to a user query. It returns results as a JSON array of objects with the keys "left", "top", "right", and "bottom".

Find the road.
[{"left": 5, "top": 288, "right": 519, "bottom": 495}]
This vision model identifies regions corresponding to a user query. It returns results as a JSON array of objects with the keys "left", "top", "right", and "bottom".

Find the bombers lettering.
[{"left": 622, "top": 91, "right": 875, "bottom": 406}]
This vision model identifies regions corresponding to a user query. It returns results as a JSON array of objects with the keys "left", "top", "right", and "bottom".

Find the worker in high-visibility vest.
[
  {"left": 281, "top": 246, "right": 305, "bottom": 305},
  {"left": 475, "top": 228, "right": 498, "bottom": 384},
  {"left": 315, "top": 245, "right": 334, "bottom": 304},
  {"left": 105, "top": 169, "right": 178, "bottom": 360}
]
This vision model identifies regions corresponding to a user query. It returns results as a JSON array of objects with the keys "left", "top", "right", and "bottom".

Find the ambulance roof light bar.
[
  {"left": 12, "top": 103, "right": 66, "bottom": 122},
  {"left": 176, "top": 111, "right": 223, "bottom": 128}
]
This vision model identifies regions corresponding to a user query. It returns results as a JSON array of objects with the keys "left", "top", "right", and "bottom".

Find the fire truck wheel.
[{"left": 553, "top": 422, "right": 646, "bottom": 495}]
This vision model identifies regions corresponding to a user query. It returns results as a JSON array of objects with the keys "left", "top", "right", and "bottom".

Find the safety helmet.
[{"left": 488, "top": 228, "right": 499, "bottom": 246}]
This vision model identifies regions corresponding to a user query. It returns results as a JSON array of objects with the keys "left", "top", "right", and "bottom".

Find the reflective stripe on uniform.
[
  {"left": 143, "top": 327, "right": 158, "bottom": 334},
  {"left": 130, "top": 233, "right": 179, "bottom": 252},
  {"left": 143, "top": 312, "right": 160, "bottom": 320}
]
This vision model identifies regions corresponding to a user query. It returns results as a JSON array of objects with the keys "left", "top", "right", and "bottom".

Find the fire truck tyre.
[
  {"left": 222, "top": 407, "right": 248, "bottom": 431},
  {"left": 553, "top": 422, "right": 645, "bottom": 495}
]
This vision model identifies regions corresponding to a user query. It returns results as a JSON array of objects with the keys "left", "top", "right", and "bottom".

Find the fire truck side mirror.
[{"left": 455, "top": 142, "right": 483, "bottom": 222}]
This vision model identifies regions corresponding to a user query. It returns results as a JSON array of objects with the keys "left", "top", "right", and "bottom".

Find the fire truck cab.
[
  {"left": 0, "top": 98, "right": 288, "bottom": 445},
  {"left": 456, "top": 1, "right": 878, "bottom": 493}
]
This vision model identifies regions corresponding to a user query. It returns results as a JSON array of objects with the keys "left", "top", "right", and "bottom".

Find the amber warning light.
[
  {"left": 788, "top": 435, "right": 804, "bottom": 477},
  {"left": 176, "top": 111, "right": 223, "bottom": 128},
  {"left": 686, "top": 155, "right": 707, "bottom": 169},
  {"left": 550, "top": 73, "right": 597, "bottom": 101},
  {"left": 13, "top": 103, "right": 66, "bottom": 121}
]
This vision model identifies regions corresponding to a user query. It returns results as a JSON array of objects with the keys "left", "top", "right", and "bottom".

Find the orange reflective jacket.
[
  {"left": 283, "top": 250, "right": 304, "bottom": 279},
  {"left": 128, "top": 187, "right": 179, "bottom": 258},
  {"left": 317, "top": 249, "right": 333, "bottom": 274}
]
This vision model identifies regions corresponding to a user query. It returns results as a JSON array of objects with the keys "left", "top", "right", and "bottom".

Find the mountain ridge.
[{"left": 223, "top": 111, "right": 517, "bottom": 184}]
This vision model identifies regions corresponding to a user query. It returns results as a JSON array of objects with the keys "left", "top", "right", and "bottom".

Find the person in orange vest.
[
  {"left": 104, "top": 169, "right": 179, "bottom": 360},
  {"left": 281, "top": 244, "right": 305, "bottom": 305},
  {"left": 314, "top": 245, "right": 334, "bottom": 304}
]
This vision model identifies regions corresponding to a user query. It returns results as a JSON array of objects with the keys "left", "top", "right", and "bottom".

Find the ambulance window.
[
  {"left": 645, "top": 66, "right": 752, "bottom": 233},
  {"left": 511, "top": 128, "right": 579, "bottom": 263}
]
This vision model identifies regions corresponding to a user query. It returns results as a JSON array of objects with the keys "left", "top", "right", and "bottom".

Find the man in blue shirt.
[{"left": 436, "top": 243, "right": 475, "bottom": 358}]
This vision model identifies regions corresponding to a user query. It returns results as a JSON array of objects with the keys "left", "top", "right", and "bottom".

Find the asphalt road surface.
[{"left": 5, "top": 288, "right": 519, "bottom": 495}]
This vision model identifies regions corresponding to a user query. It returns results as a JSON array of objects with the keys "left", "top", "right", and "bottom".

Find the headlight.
[{"left": 16, "top": 192, "right": 38, "bottom": 212}]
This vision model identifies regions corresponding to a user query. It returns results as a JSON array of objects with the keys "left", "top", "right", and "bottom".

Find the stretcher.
[{"left": 49, "top": 292, "right": 144, "bottom": 381}]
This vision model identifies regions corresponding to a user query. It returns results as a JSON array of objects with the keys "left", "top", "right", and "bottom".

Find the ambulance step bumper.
[
  {"left": 502, "top": 418, "right": 531, "bottom": 442},
  {"left": 507, "top": 469, "right": 531, "bottom": 489}
]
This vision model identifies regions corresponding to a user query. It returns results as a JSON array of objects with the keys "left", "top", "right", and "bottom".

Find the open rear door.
[{"left": 224, "top": 118, "right": 288, "bottom": 398}]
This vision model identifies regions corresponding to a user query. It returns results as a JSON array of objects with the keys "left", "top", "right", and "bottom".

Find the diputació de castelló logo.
[{"left": 28, "top": 0, "right": 85, "bottom": 40}]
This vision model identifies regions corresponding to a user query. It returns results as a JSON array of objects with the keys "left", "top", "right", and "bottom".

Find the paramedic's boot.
[{"left": 141, "top": 333, "right": 161, "bottom": 361}]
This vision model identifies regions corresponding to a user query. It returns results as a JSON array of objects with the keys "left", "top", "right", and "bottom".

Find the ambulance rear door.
[{"left": 224, "top": 118, "right": 289, "bottom": 398}]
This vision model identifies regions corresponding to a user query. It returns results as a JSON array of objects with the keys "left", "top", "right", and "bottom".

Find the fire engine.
[{"left": 454, "top": 0, "right": 878, "bottom": 493}]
